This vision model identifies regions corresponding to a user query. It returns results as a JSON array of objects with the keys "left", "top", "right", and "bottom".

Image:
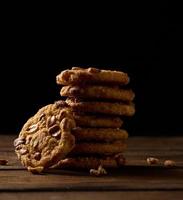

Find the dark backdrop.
[{"left": 0, "top": 4, "right": 182, "bottom": 136}]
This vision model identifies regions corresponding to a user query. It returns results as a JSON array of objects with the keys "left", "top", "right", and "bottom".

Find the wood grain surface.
[{"left": 0, "top": 135, "right": 182, "bottom": 199}]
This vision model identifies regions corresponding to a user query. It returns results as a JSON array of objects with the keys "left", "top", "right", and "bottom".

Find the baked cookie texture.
[
  {"left": 72, "top": 127, "right": 128, "bottom": 142},
  {"left": 14, "top": 101, "right": 76, "bottom": 173},
  {"left": 66, "top": 97, "right": 135, "bottom": 116},
  {"left": 70, "top": 141, "right": 127, "bottom": 155},
  {"left": 56, "top": 67, "right": 129, "bottom": 85},
  {"left": 73, "top": 113, "right": 123, "bottom": 128},
  {"left": 61, "top": 85, "right": 135, "bottom": 101}
]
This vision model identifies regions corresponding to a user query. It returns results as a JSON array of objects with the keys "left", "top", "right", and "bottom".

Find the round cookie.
[
  {"left": 70, "top": 141, "right": 127, "bottom": 155},
  {"left": 66, "top": 98, "right": 135, "bottom": 116},
  {"left": 61, "top": 85, "right": 135, "bottom": 101},
  {"left": 54, "top": 154, "right": 126, "bottom": 169},
  {"left": 73, "top": 113, "right": 123, "bottom": 128},
  {"left": 14, "top": 101, "right": 76, "bottom": 173},
  {"left": 72, "top": 127, "right": 128, "bottom": 142},
  {"left": 56, "top": 67, "right": 129, "bottom": 85}
]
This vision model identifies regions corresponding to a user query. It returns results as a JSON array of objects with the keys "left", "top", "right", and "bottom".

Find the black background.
[{"left": 0, "top": 4, "right": 182, "bottom": 136}]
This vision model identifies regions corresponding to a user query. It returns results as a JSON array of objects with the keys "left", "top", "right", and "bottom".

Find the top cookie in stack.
[{"left": 55, "top": 67, "right": 135, "bottom": 171}]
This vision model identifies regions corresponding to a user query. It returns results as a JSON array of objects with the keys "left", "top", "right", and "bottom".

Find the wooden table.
[{"left": 0, "top": 135, "right": 182, "bottom": 200}]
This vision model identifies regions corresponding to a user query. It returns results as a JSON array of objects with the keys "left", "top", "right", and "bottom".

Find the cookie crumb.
[
  {"left": 0, "top": 159, "right": 8, "bottom": 165},
  {"left": 90, "top": 165, "right": 107, "bottom": 176},
  {"left": 28, "top": 166, "right": 44, "bottom": 174},
  {"left": 146, "top": 157, "right": 159, "bottom": 165},
  {"left": 164, "top": 160, "right": 176, "bottom": 168}
]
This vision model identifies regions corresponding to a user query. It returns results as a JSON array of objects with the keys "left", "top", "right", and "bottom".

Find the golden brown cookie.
[
  {"left": 70, "top": 141, "right": 127, "bottom": 155},
  {"left": 73, "top": 113, "right": 123, "bottom": 128},
  {"left": 66, "top": 97, "right": 135, "bottom": 116},
  {"left": 72, "top": 127, "right": 128, "bottom": 142},
  {"left": 56, "top": 67, "right": 129, "bottom": 85},
  {"left": 61, "top": 85, "right": 135, "bottom": 101},
  {"left": 14, "top": 101, "right": 76, "bottom": 173},
  {"left": 54, "top": 154, "right": 126, "bottom": 169}
]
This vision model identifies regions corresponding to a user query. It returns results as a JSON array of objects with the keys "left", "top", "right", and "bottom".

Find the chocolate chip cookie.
[
  {"left": 14, "top": 101, "right": 76, "bottom": 173},
  {"left": 66, "top": 97, "right": 135, "bottom": 116},
  {"left": 72, "top": 127, "right": 128, "bottom": 142},
  {"left": 61, "top": 85, "right": 135, "bottom": 101},
  {"left": 73, "top": 113, "right": 123, "bottom": 128},
  {"left": 70, "top": 141, "right": 127, "bottom": 155},
  {"left": 56, "top": 67, "right": 129, "bottom": 85}
]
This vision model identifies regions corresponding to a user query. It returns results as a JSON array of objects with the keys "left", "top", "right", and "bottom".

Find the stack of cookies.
[
  {"left": 14, "top": 66, "right": 135, "bottom": 174},
  {"left": 56, "top": 67, "right": 135, "bottom": 171}
]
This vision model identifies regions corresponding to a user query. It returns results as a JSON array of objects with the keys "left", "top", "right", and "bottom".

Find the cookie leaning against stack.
[
  {"left": 56, "top": 67, "right": 135, "bottom": 171},
  {"left": 14, "top": 101, "right": 76, "bottom": 173}
]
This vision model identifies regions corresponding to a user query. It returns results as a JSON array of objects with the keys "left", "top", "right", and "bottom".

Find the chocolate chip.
[
  {"left": 14, "top": 137, "right": 25, "bottom": 147},
  {"left": 48, "top": 124, "right": 60, "bottom": 136},
  {"left": 69, "top": 87, "right": 80, "bottom": 95},
  {"left": 47, "top": 116, "right": 56, "bottom": 127},
  {"left": 52, "top": 130, "right": 61, "bottom": 138},
  {"left": 34, "top": 152, "right": 41, "bottom": 160},
  {"left": 55, "top": 100, "right": 68, "bottom": 108},
  {"left": 39, "top": 113, "right": 46, "bottom": 121},
  {"left": 33, "top": 139, "right": 39, "bottom": 148},
  {"left": 27, "top": 124, "right": 38, "bottom": 133},
  {"left": 88, "top": 68, "right": 100, "bottom": 73},
  {"left": 19, "top": 148, "right": 28, "bottom": 155}
]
